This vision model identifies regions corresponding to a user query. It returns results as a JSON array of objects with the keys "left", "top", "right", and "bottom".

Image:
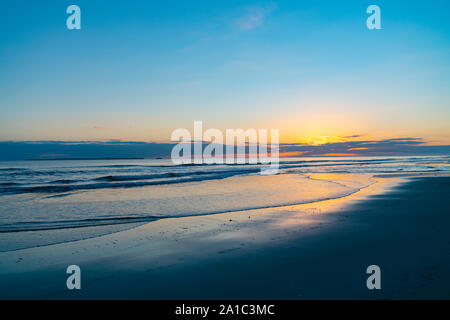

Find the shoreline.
[
  {"left": 0, "top": 173, "right": 449, "bottom": 298},
  {"left": 0, "top": 172, "right": 374, "bottom": 251}
]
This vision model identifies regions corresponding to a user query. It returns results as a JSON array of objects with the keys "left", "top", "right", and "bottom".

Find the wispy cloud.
[
  {"left": 82, "top": 125, "right": 104, "bottom": 130},
  {"left": 235, "top": 2, "right": 276, "bottom": 30}
]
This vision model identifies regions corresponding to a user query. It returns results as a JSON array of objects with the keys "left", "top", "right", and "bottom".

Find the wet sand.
[{"left": 1, "top": 175, "right": 449, "bottom": 299}]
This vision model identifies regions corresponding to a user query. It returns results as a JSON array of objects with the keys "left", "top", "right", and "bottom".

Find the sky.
[{"left": 0, "top": 0, "right": 449, "bottom": 151}]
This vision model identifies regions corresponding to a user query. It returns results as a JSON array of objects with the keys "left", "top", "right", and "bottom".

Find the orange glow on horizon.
[{"left": 312, "top": 153, "right": 360, "bottom": 157}]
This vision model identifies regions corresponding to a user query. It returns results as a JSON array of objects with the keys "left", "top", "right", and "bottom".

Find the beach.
[
  {"left": 2, "top": 0, "right": 450, "bottom": 304},
  {"left": 1, "top": 172, "right": 449, "bottom": 299}
]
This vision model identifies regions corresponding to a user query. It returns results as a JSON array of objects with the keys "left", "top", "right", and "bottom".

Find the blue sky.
[{"left": 0, "top": 0, "right": 449, "bottom": 145}]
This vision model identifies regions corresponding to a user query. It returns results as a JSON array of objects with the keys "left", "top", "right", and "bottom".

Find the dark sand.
[{"left": 1, "top": 176, "right": 450, "bottom": 299}]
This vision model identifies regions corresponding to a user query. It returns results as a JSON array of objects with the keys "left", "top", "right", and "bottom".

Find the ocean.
[{"left": 0, "top": 156, "right": 449, "bottom": 251}]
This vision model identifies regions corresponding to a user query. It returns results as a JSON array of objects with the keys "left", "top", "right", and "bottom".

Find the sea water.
[{"left": 0, "top": 156, "right": 448, "bottom": 251}]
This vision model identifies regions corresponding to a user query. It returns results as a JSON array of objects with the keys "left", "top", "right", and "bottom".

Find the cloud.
[
  {"left": 278, "top": 137, "right": 450, "bottom": 156},
  {"left": 1, "top": 137, "right": 449, "bottom": 161},
  {"left": 236, "top": 3, "right": 276, "bottom": 30}
]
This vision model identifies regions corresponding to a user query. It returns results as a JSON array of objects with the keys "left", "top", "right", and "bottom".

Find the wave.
[
  {"left": 0, "top": 182, "right": 19, "bottom": 186},
  {"left": 92, "top": 167, "right": 260, "bottom": 182},
  {"left": 0, "top": 187, "right": 362, "bottom": 233},
  {"left": 93, "top": 173, "right": 172, "bottom": 181},
  {"left": 0, "top": 168, "right": 29, "bottom": 172},
  {"left": 50, "top": 179, "right": 80, "bottom": 184},
  {"left": 0, "top": 216, "right": 161, "bottom": 232},
  {"left": 1, "top": 156, "right": 448, "bottom": 196},
  {"left": 79, "top": 157, "right": 402, "bottom": 170},
  {"left": 0, "top": 170, "right": 255, "bottom": 195}
]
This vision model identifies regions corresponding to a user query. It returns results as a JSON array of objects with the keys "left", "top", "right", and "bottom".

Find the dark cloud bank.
[{"left": 0, "top": 138, "right": 449, "bottom": 161}]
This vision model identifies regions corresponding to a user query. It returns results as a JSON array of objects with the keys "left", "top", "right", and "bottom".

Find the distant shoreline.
[{"left": 25, "top": 157, "right": 147, "bottom": 161}]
